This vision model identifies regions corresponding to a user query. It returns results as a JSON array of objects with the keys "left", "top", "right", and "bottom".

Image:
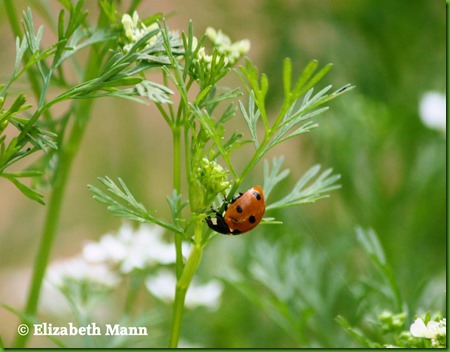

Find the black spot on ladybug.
[
  {"left": 249, "top": 215, "right": 256, "bottom": 224},
  {"left": 253, "top": 191, "right": 261, "bottom": 200},
  {"left": 236, "top": 205, "right": 243, "bottom": 213}
]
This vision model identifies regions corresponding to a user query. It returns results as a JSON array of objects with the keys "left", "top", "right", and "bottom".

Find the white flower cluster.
[
  {"left": 121, "top": 11, "right": 159, "bottom": 53},
  {"left": 410, "top": 317, "right": 446, "bottom": 347},
  {"left": 205, "top": 27, "right": 250, "bottom": 64},
  {"left": 45, "top": 223, "right": 223, "bottom": 310},
  {"left": 195, "top": 27, "right": 250, "bottom": 69},
  {"left": 46, "top": 255, "right": 121, "bottom": 289},
  {"left": 145, "top": 269, "right": 223, "bottom": 310},
  {"left": 83, "top": 223, "right": 184, "bottom": 273}
]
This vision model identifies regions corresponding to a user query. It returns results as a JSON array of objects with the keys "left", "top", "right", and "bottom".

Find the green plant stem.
[
  {"left": 172, "top": 126, "right": 184, "bottom": 280},
  {"left": 168, "top": 221, "right": 203, "bottom": 348},
  {"left": 13, "top": 100, "right": 94, "bottom": 348},
  {"left": 13, "top": 34, "right": 101, "bottom": 350},
  {"left": 168, "top": 287, "right": 187, "bottom": 348},
  {"left": 168, "top": 120, "right": 187, "bottom": 347}
]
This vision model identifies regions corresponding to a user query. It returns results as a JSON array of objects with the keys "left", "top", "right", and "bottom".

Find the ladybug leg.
[
  {"left": 231, "top": 192, "right": 243, "bottom": 204},
  {"left": 210, "top": 207, "right": 222, "bottom": 216}
]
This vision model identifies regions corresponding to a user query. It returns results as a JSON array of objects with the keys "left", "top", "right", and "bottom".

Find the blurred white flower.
[
  {"left": 205, "top": 27, "right": 250, "bottom": 64},
  {"left": 83, "top": 223, "right": 189, "bottom": 273},
  {"left": 46, "top": 256, "right": 120, "bottom": 289},
  {"left": 40, "top": 282, "right": 71, "bottom": 316},
  {"left": 410, "top": 317, "right": 446, "bottom": 339},
  {"left": 144, "top": 268, "right": 175, "bottom": 301},
  {"left": 419, "top": 91, "right": 446, "bottom": 132},
  {"left": 121, "top": 11, "right": 159, "bottom": 53},
  {"left": 184, "top": 278, "right": 223, "bottom": 310},
  {"left": 195, "top": 27, "right": 250, "bottom": 68},
  {"left": 145, "top": 269, "right": 223, "bottom": 310}
]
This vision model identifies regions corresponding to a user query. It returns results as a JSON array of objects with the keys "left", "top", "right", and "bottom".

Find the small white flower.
[
  {"left": 144, "top": 268, "right": 176, "bottom": 302},
  {"left": 235, "top": 39, "right": 251, "bottom": 54},
  {"left": 82, "top": 223, "right": 189, "bottom": 274},
  {"left": 121, "top": 14, "right": 134, "bottom": 38},
  {"left": 206, "top": 27, "right": 231, "bottom": 49},
  {"left": 41, "top": 279, "right": 72, "bottom": 316},
  {"left": 197, "top": 27, "right": 250, "bottom": 68},
  {"left": 121, "top": 13, "right": 133, "bottom": 32},
  {"left": 83, "top": 233, "right": 128, "bottom": 263},
  {"left": 46, "top": 256, "right": 120, "bottom": 289},
  {"left": 120, "top": 11, "right": 160, "bottom": 53},
  {"left": 184, "top": 279, "right": 223, "bottom": 310},
  {"left": 419, "top": 91, "right": 446, "bottom": 132},
  {"left": 437, "top": 318, "right": 446, "bottom": 336},
  {"left": 410, "top": 317, "right": 446, "bottom": 339},
  {"left": 121, "top": 11, "right": 142, "bottom": 42},
  {"left": 145, "top": 269, "right": 224, "bottom": 310},
  {"left": 410, "top": 318, "right": 434, "bottom": 338}
]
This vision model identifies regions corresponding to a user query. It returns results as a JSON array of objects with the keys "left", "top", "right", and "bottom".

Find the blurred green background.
[{"left": 0, "top": 0, "right": 445, "bottom": 348}]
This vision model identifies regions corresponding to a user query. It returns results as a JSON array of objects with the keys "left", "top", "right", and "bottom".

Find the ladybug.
[{"left": 206, "top": 185, "right": 265, "bottom": 235}]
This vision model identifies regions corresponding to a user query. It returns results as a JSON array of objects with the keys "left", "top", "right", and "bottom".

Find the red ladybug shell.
[{"left": 206, "top": 186, "right": 265, "bottom": 235}]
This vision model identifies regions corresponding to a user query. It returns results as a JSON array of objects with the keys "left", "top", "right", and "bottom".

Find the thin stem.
[
  {"left": 172, "top": 126, "right": 184, "bottom": 280},
  {"left": 14, "top": 99, "right": 94, "bottom": 348},
  {"left": 169, "top": 111, "right": 185, "bottom": 348},
  {"left": 168, "top": 286, "right": 187, "bottom": 348},
  {"left": 168, "top": 222, "right": 203, "bottom": 348},
  {"left": 228, "top": 132, "right": 271, "bottom": 197}
]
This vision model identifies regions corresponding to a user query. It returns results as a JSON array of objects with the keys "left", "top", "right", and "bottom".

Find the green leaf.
[
  {"left": 12, "top": 37, "right": 28, "bottom": 78},
  {"left": 355, "top": 227, "right": 404, "bottom": 312},
  {"left": 0, "top": 93, "right": 29, "bottom": 125},
  {"left": 166, "top": 189, "right": 189, "bottom": 226},
  {"left": 22, "top": 7, "right": 44, "bottom": 54},
  {"left": 266, "top": 165, "right": 341, "bottom": 210},
  {"left": 221, "top": 132, "right": 247, "bottom": 154},
  {"left": 2, "top": 173, "right": 45, "bottom": 205},
  {"left": 216, "top": 103, "right": 237, "bottom": 126},
  {"left": 55, "top": 28, "right": 115, "bottom": 68},
  {"left": 57, "top": 7, "right": 65, "bottom": 40},
  {"left": 101, "top": 76, "right": 144, "bottom": 88},
  {"left": 239, "top": 59, "right": 269, "bottom": 127},
  {"left": 205, "top": 88, "right": 242, "bottom": 113},
  {"left": 195, "top": 85, "right": 213, "bottom": 105},
  {"left": 239, "top": 92, "right": 260, "bottom": 148},
  {"left": 336, "top": 315, "right": 381, "bottom": 348},
  {"left": 134, "top": 81, "right": 173, "bottom": 104},
  {"left": 263, "top": 156, "right": 290, "bottom": 201},
  {"left": 282, "top": 58, "right": 292, "bottom": 100},
  {"left": 88, "top": 177, "right": 183, "bottom": 234},
  {"left": 293, "top": 61, "right": 333, "bottom": 98},
  {"left": 64, "top": 0, "right": 88, "bottom": 38}
]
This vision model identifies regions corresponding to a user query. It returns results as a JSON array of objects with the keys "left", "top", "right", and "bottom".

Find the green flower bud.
[{"left": 197, "top": 158, "right": 230, "bottom": 196}]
